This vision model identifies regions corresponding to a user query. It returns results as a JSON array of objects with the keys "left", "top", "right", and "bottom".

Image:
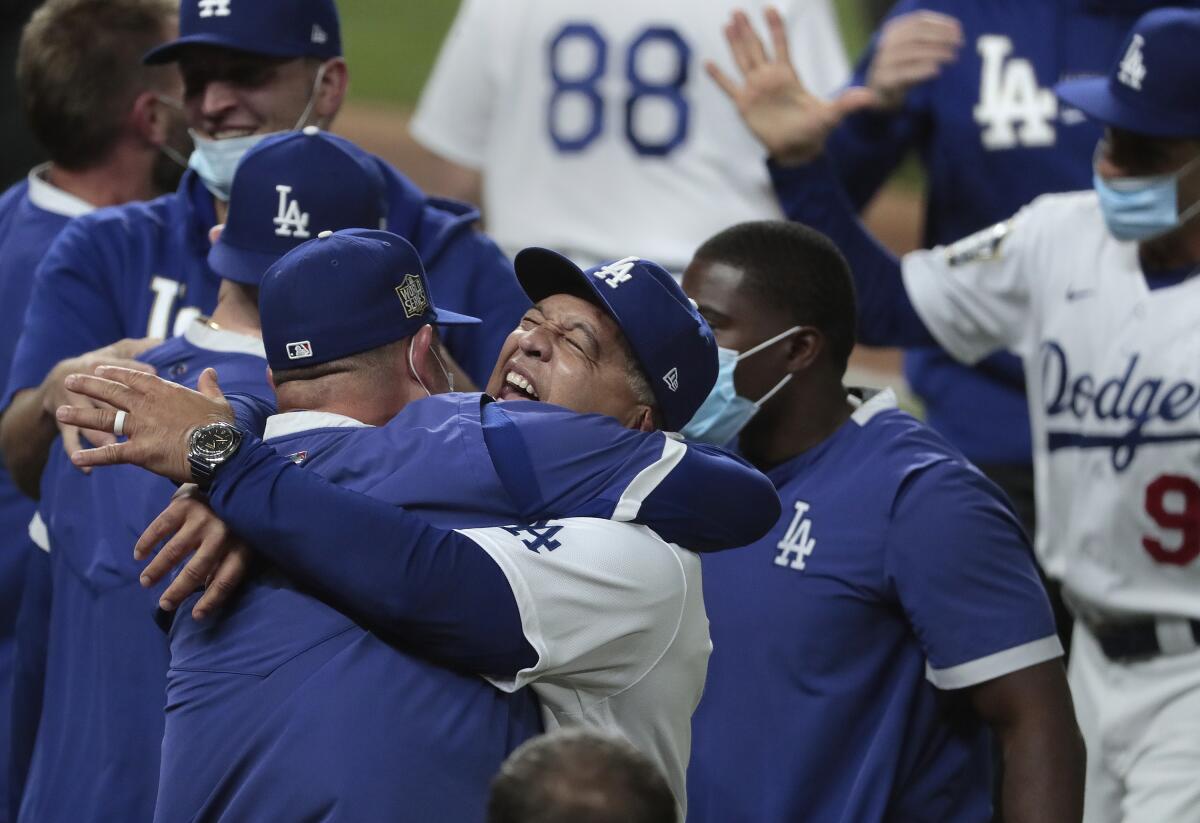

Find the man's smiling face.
[
  {"left": 177, "top": 46, "right": 320, "bottom": 139},
  {"left": 485, "top": 293, "right": 649, "bottom": 426}
]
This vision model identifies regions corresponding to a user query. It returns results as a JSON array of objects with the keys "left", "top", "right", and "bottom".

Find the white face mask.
[{"left": 186, "top": 62, "right": 329, "bottom": 201}]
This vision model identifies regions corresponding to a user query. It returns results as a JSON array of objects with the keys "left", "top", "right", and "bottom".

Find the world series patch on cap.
[
  {"left": 144, "top": 0, "right": 341, "bottom": 64},
  {"left": 1055, "top": 7, "right": 1200, "bottom": 138},
  {"left": 260, "top": 228, "right": 479, "bottom": 371},
  {"left": 207, "top": 128, "right": 388, "bottom": 286},
  {"left": 513, "top": 248, "right": 718, "bottom": 431}
]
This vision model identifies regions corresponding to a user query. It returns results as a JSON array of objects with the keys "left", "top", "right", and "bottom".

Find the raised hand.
[
  {"left": 55, "top": 366, "right": 234, "bottom": 483},
  {"left": 706, "top": 7, "right": 877, "bottom": 165},
  {"left": 867, "top": 10, "right": 963, "bottom": 110}
]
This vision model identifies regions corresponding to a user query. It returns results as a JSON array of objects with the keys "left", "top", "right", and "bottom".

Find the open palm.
[{"left": 708, "top": 8, "right": 877, "bottom": 165}]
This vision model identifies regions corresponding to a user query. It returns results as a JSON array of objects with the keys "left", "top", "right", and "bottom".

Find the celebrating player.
[
  {"left": 824, "top": 1, "right": 1166, "bottom": 647},
  {"left": 713, "top": 8, "right": 1200, "bottom": 821},
  {"left": 681, "top": 220, "right": 1083, "bottom": 822},
  {"left": 16, "top": 127, "right": 397, "bottom": 823},
  {"left": 0, "top": 0, "right": 184, "bottom": 814},
  {"left": 0, "top": 0, "right": 530, "bottom": 500},
  {"left": 57, "top": 235, "right": 777, "bottom": 820},
  {"left": 410, "top": 0, "right": 848, "bottom": 272}
]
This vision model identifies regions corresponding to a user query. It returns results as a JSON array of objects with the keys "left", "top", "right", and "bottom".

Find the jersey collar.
[
  {"left": 26, "top": 164, "right": 95, "bottom": 218},
  {"left": 182, "top": 318, "right": 266, "bottom": 358},
  {"left": 264, "top": 410, "right": 372, "bottom": 441}
]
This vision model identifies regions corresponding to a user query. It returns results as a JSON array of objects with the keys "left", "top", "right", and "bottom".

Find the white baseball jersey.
[
  {"left": 463, "top": 517, "right": 709, "bottom": 817},
  {"left": 902, "top": 190, "right": 1200, "bottom": 620},
  {"left": 411, "top": 0, "right": 849, "bottom": 271}
]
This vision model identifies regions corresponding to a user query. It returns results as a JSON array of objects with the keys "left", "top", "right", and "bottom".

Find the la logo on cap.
[
  {"left": 1119, "top": 34, "right": 1146, "bottom": 91},
  {"left": 396, "top": 274, "right": 428, "bottom": 318},
  {"left": 274, "top": 185, "right": 311, "bottom": 238},
  {"left": 594, "top": 257, "right": 639, "bottom": 289},
  {"left": 198, "top": 0, "right": 231, "bottom": 18}
]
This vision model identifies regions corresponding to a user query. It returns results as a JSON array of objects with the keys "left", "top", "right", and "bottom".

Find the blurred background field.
[{"left": 336, "top": 0, "right": 874, "bottom": 108}]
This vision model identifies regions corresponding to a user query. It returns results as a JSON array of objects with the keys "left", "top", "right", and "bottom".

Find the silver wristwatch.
[{"left": 187, "top": 422, "right": 242, "bottom": 492}]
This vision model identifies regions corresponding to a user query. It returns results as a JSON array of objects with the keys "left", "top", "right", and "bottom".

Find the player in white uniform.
[
  {"left": 410, "top": 0, "right": 848, "bottom": 271},
  {"left": 711, "top": 8, "right": 1200, "bottom": 822}
]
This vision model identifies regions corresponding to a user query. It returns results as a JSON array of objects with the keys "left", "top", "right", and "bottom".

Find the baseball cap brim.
[
  {"left": 208, "top": 241, "right": 282, "bottom": 286},
  {"left": 144, "top": 34, "right": 314, "bottom": 65},
  {"left": 429, "top": 306, "right": 481, "bottom": 326},
  {"left": 513, "top": 247, "right": 616, "bottom": 322},
  {"left": 1055, "top": 76, "right": 1200, "bottom": 138}
]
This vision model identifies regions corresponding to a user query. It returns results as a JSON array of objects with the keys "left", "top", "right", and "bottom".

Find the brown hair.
[{"left": 17, "top": 0, "right": 178, "bottom": 169}]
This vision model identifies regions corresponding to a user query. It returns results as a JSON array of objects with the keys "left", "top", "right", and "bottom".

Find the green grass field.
[{"left": 338, "top": 0, "right": 873, "bottom": 108}]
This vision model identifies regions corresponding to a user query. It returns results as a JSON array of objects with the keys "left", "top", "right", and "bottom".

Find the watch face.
[{"left": 193, "top": 424, "right": 238, "bottom": 459}]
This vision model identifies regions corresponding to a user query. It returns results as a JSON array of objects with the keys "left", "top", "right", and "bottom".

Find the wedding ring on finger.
[{"left": 114, "top": 410, "right": 128, "bottom": 438}]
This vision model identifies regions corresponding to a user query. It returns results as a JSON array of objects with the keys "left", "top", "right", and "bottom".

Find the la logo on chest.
[
  {"left": 775, "top": 500, "right": 817, "bottom": 572},
  {"left": 973, "top": 35, "right": 1056, "bottom": 150}
]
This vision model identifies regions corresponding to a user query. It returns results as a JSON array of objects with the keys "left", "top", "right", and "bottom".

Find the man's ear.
[
  {"left": 784, "top": 327, "right": 824, "bottom": 374},
  {"left": 312, "top": 58, "right": 349, "bottom": 125},
  {"left": 626, "top": 405, "right": 656, "bottom": 433},
  {"left": 130, "top": 90, "right": 167, "bottom": 147},
  {"left": 407, "top": 325, "right": 450, "bottom": 395},
  {"left": 266, "top": 366, "right": 276, "bottom": 392}
]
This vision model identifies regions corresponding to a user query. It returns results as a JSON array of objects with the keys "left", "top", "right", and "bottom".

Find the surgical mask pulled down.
[
  {"left": 680, "top": 326, "right": 800, "bottom": 445},
  {"left": 187, "top": 63, "right": 329, "bottom": 201}
]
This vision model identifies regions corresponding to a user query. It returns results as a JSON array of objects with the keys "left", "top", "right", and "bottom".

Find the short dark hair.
[
  {"left": 488, "top": 729, "right": 677, "bottom": 823},
  {"left": 693, "top": 221, "right": 858, "bottom": 372},
  {"left": 18, "top": 0, "right": 178, "bottom": 170}
]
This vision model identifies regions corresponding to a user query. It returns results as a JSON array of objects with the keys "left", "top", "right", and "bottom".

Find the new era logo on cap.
[
  {"left": 311, "top": 24, "right": 328, "bottom": 44},
  {"left": 663, "top": 368, "right": 680, "bottom": 392},
  {"left": 286, "top": 340, "right": 313, "bottom": 360},
  {"left": 395, "top": 274, "right": 428, "bottom": 319}
]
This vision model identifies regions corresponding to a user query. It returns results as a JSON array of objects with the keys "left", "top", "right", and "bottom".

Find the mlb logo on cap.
[{"left": 286, "top": 340, "right": 313, "bottom": 360}]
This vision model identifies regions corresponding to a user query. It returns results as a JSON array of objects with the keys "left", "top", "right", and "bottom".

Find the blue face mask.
[
  {"left": 680, "top": 326, "right": 800, "bottom": 445},
  {"left": 1094, "top": 152, "right": 1200, "bottom": 242}
]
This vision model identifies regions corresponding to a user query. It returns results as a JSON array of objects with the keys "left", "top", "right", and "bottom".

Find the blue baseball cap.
[
  {"left": 261, "top": 229, "right": 480, "bottom": 372},
  {"left": 1055, "top": 7, "right": 1200, "bottom": 138},
  {"left": 513, "top": 249, "right": 718, "bottom": 431},
  {"left": 208, "top": 127, "right": 387, "bottom": 285},
  {"left": 144, "top": 0, "right": 341, "bottom": 65}
]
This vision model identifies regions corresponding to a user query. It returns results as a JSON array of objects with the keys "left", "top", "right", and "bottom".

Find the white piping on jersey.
[
  {"left": 182, "top": 319, "right": 266, "bottom": 358},
  {"left": 611, "top": 436, "right": 688, "bottom": 523},
  {"left": 28, "top": 511, "right": 50, "bottom": 553},
  {"left": 850, "top": 387, "right": 898, "bottom": 427},
  {"left": 925, "top": 634, "right": 1062, "bottom": 690},
  {"left": 263, "top": 410, "right": 372, "bottom": 441},
  {"left": 26, "top": 163, "right": 95, "bottom": 217}
]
